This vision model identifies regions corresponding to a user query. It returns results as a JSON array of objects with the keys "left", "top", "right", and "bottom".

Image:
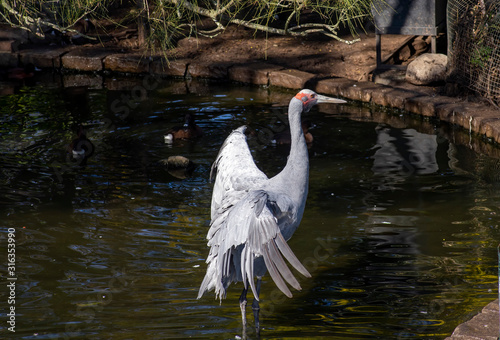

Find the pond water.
[{"left": 1, "top": 75, "right": 499, "bottom": 339}]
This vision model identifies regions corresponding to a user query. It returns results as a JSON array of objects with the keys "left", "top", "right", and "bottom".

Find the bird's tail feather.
[{"left": 197, "top": 253, "right": 228, "bottom": 301}]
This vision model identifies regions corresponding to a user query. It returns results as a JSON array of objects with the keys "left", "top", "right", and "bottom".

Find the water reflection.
[
  {"left": 0, "top": 77, "right": 499, "bottom": 339},
  {"left": 372, "top": 125, "right": 439, "bottom": 190}
]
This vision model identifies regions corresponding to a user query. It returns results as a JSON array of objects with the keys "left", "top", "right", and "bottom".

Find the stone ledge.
[
  {"left": 150, "top": 59, "right": 188, "bottom": 77},
  {"left": 405, "top": 95, "right": 459, "bottom": 117},
  {"left": 228, "top": 62, "right": 283, "bottom": 86},
  {"left": 481, "top": 119, "right": 500, "bottom": 141},
  {"left": 338, "top": 81, "right": 381, "bottom": 102},
  {"left": 187, "top": 62, "right": 231, "bottom": 79},
  {"left": 269, "top": 69, "right": 315, "bottom": 89},
  {"left": 62, "top": 73, "right": 103, "bottom": 89},
  {"left": 62, "top": 48, "right": 118, "bottom": 72},
  {"left": 0, "top": 52, "right": 18, "bottom": 68},
  {"left": 0, "top": 39, "right": 19, "bottom": 52},
  {"left": 1, "top": 45, "right": 499, "bottom": 149},
  {"left": 19, "top": 46, "right": 75, "bottom": 68},
  {"left": 104, "top": 53, "right": 150, "bottom": 73},
  {"left": 373, "top": 87, "right": 425, "bottom": 109},
  {"left": 315, "top": 78, "right": 357, "bottom": 98},
  {"left": 445, "top": 299, "right": 499, "bottom": 340}
]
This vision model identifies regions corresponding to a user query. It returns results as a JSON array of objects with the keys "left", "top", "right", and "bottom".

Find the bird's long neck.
[{"left": 276, "top": 98, "right": 309, "bottom": 218}]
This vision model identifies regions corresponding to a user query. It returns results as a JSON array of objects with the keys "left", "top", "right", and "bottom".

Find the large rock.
[
  {"left": 406, "top": 53, "right": 448, "bottom": 85},
  {"left": 445, "top": 299, "right": 499, "bottom": 340}
]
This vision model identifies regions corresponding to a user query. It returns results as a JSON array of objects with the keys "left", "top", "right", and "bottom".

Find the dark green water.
[{"left": 0, "top": 75, "right": 499, "bottom": 339}]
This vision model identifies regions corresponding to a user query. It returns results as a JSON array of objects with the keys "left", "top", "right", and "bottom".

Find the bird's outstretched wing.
[
  {"left": 210, "top": 126, "right": 268, "bottom": 219},
  {"left": 198, "top": 190, "right": 311, "bottom": 300}
]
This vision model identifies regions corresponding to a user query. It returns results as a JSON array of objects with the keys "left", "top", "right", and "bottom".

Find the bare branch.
[
  {"left": 0, "top": 0, "right": 98, "bottom": 39},
  {"left": 0, "top": 0, "right": 370, "bottom": 50},
  {"left": 165, "top": 0, "right": 364, "bottom": 44}
]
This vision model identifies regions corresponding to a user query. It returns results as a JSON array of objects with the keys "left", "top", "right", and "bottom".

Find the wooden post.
[
  {"left": 376, "top": 33, "right": 382, "bottom": 68},
  {"left": 137, "top": 0, "right": 146, "bottom": 47}
]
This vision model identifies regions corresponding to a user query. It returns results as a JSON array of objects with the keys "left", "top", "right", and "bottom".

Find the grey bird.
[{"left": 197, "top": 89, "right": 346, "bottom": 333}]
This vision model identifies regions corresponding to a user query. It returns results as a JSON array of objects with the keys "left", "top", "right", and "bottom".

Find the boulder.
[{"left": 406, "top": 53, "right": 448, "bottom": 85}]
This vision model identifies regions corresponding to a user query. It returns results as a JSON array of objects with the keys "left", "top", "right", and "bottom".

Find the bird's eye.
[{"left": 311, "top": 94, "right": 316, "bottom": 98}]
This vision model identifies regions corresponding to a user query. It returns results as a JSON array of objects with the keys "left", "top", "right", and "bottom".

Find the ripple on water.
[{"left": 1, "top": 82, "right": 500, "bottom": 339}]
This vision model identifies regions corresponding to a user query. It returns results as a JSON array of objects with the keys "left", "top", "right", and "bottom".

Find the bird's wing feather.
[
  {"left": 210, "top": 126, "right": 268, "bottom": 219},
  {"left": 199, "top": 190, "right": 311, "bottom": 300}
]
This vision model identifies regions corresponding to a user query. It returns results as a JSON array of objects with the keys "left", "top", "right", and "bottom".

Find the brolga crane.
[{"left": 197, "top": 89, "right": 346, "bottom": 333}]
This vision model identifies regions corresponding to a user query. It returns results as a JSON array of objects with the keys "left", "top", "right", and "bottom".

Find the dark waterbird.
[
  {"left": 67, "top": 125, "right": 94, "bottom": 166},
  {"left": 164, "top": 113, "right": 203, "bottom": 143},
  {"left": 197, "top": 89, "right": 346, "bottom": 334},
  {"left": 1, "top": 63, "right": 37, "bottom": 81}
]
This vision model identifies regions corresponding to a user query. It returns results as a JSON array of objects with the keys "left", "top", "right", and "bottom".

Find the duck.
[
  {"left": 68, "top": 125, "right": 94, "bottom": 165},
  {"left": 164, "top": 114, "right": 203, "bottom": 143},
  {"left": 272, "top": 119, "right": 314, "bottom": 146},
  {"left": 7, "top": 63, "right": 36, "bottom": 80}
]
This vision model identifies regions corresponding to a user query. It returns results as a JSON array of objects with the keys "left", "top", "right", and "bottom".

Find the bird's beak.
[{"left": 316, "top": 94, "right": 347, "bottom": 104}]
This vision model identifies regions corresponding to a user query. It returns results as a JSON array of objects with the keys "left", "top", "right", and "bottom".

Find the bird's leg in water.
[
  {"left": 239, "top": 286, "right": 248, "bottom": 330},
  {"left": 252, "top": 278, "right": 262, "bottom": 335}
]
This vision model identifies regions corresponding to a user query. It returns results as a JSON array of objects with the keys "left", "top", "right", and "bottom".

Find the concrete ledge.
[
  {"left": 104, "top": 53, "right": 150, "bottom": 73},
  {"left": 228, "top": 62, "right": 283, "bottom": 85},
  {"left": 19, "top": 46, "right": 74, "bottom": 68},
  {"left": 1, "top": 45, "right": 499, "bottom": 150},
  {"left": 0, "top": 52, "right": 18, "bottom": 68},
  {"left": 338, "top": 81, "right": 381, "bottom": 102},
  {"left": 150, "top": 59, "right": 188, "bottom": 77},
  {"left": 269, "top": 69, "right": 315, "bottom": 89},
  {"left": 62, "top": 73, "right": 103, "bottom": 89},
  {"left": 0, "top": 39, "right": 19, "bottom": 52},
  {"left": 435, "top": 102, "right": 469, "bottom": 122},
  {"left": 405, "top": 95, "right": 460, "bottom": 117},
  {"left": 315, "top": 78, "right": 357, "bottom": 98},
  {"left": 62, "top": 48, "right": 117, "bottom": 72},
  {"left": 187, "top": 62, "right": 230, "bottom": 79},
  {"left": 375, "top": 88, "right": 424, "bottom": 109},
  {"left": 371, "top": 85, "right": 400, "bottom": 107},
  {"left": 481, "top": 119, "right": 500, "bottom": 141},
  {"left": 445, "top": 299, "right": 499, "bottom": 340}
]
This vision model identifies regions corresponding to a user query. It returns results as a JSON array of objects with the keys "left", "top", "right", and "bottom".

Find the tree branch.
[
  {"left": 167, "top": 0, "right": 362, "bottom": 44},
  {"left": 0, "top": 0, "right": 97, "bottom": 39}
]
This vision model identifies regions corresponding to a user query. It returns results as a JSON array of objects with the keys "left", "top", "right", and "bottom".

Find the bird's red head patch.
[{"left": 294, "top": 91, "right": 316, "bottom": 106}]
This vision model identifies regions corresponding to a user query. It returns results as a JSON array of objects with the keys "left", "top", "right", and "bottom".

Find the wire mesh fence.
[{"left": 447, "top": 0, "right": 500, "bottom": 104}]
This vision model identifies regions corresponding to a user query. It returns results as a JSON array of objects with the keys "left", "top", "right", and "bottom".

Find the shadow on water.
[{"left": 0, "top": 74, "right": 499, "bottom": 339}]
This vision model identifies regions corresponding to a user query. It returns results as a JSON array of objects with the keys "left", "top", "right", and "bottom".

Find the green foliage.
[
  {"left": 450, "top": 0, "right": 500, "bottom": 104},
  {"left": 470, "top": 45, "right": 493, "bottom": 69},
  {"left": 142, "top": 0, "right": 375, "bottom": 51},
  {"left": 0, "top": 0, "right": 113, "bottom": 38},
  {"left": 468, "top": 8, "right": 500, "bottom": 71},
  {"left": 0, "top": 0, "right": 375, "bottom": 50}
]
